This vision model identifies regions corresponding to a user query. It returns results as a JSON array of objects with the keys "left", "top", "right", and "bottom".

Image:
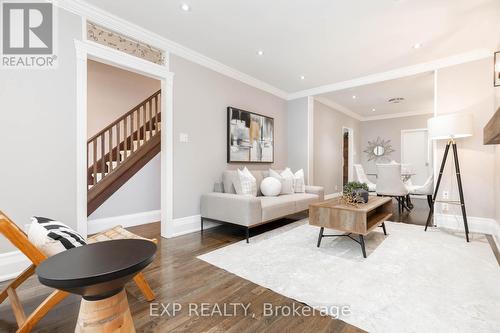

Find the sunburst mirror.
[{"left": 364, "top": 137, "right": 395, "bottom": 161}]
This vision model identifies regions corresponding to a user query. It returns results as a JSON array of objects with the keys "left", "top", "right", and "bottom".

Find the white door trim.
[
  {"left": 307, "top": 96, "right": 314, "bottom": 185},
  {"left": 74, "top": 39, "right": 174, "bottom": 238}
]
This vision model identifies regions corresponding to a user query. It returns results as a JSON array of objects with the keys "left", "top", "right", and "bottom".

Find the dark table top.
[{"left": 37, "top": 239, "right": 156, "bottom": 299}]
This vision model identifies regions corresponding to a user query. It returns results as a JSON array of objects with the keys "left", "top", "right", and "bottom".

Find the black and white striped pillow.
[{"left": 29, "top": 217, "right": 86, "bottom": 254}]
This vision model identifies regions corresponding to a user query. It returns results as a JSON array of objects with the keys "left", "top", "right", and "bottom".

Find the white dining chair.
[
  {"left": 376, "top": 163, "right": 410, "bottom": 213},
  {"left": 353, "top": 164, "right": 376, "bottom": 192},
  {"left": 407, "top": 175, "right": 434, "bottom": 209}
]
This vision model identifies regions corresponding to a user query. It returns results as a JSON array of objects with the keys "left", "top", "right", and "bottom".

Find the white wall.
[
  {"left": 435, "top": 58, "right": 496, "bottom": 219},
  {"left": 87, "top": 60, "right": 161, "bottom": 137},
  {"left": 360, "top": 114, "right": 432, "bottom": 179},
  {"left": 287, "top": 98, "right": 310, "bottom": 180},
  {"left": 313, "top": 100, "right": 361, "bottom": 195},
  {"left": 88, "top": 155, "right": 161, "bottom": 220},
  {"left": 0, "top": 10, "right": 81, "bottom": 254},
  {"left": 170, "top": 55, "right": 288, "bottom": 219}
]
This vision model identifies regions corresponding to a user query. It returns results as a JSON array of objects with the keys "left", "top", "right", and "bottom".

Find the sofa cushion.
[
  {"left": 260, "top": 194, "right": 297, "bottom": 221},
  {"left": 293, "top": 193, "right": 320, "bottom": 211},
  {"left": 269, "top": 168, "right": 294, "bottom": 194},
  {"left": 237, "top": 167, "right": 257, "bottom": 196},
  {"left": 223, "top": 170, "right": 267, "bottom": 195},
  {"left": 222, "top": 170, "right": 238, "bottom": 194},
  {"left": 250, "top": 170, "right": 265, "bottom": 196}
]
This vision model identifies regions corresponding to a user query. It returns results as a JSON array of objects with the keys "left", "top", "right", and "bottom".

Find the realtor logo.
[{"left": 1, "top": 1, "right": 57, "bottom": 68}]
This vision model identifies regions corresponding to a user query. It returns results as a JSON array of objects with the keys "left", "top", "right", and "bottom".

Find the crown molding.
[
  {"left": 54, "top": 0, "right": 288, "bottom": 99},
  {"left": 314, "top": 97, "right": 364, "bottom": 121},
  {"left": 288, "top": 49, "right": 493, "bottom": 100},
  {"left": 53, "top": 1, "right": 493, "bottom": 103},
  {"left": 362, "top": 110, "right": 433, "bottom": 122},
  {"left": 315, "top": 96, "right": 433, "bottom": 121}
]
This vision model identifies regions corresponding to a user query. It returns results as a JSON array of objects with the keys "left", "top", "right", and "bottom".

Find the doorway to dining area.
[{"left": 313, "top": 71, "right": 435, "bottom": 219}]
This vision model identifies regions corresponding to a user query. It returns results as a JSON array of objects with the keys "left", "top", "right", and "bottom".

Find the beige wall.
[
  {"left": 0, "top": 10, "right": 81, "bottom": 254},
  {"left": 313, "top": 100, "right": 361, "bottom": 195},
  {"left": 87, "top": 60, "right": 161, "bottom": 138},
  {"left": 435, "top": 58, "right": 496, "bottom": 219},
  {"left": 360, "top": 114, "right": 432, "bottom": 179},
  {"left": 287, "top": 97, "right": 310, "bottom": 181},
  {"left": 170, "top": 55, "right": 288, "bottom": 218}
]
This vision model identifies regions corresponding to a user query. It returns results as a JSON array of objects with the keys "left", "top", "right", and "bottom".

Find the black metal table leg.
[
  {"left": 381, "top": 222, "right": 387, "bottom": 235},
  {"left": 359, "top": 235, "right": 367, "bottom": 258},
  {"left": 317, "top": 227, "right": 324, "bottom": 247}
]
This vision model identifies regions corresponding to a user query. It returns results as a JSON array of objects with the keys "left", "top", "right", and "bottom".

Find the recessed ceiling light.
[
  {"left": 256, "top": 50, "right": 264, "bottom": 56},
  {"left": 413, "top": 43, "right": 422, "bottom": 49},
  {"left": 352, "top": 95, "right": 357, "bottom": 99},
  {"left": 372, "top": 108, "right": 376, "bottom": 112},
  {"left": 299, "top": 75, "right": 305, "bottom": 80},
  {"left": 180, "top": 3, "right": 190, "bottom": 11}
]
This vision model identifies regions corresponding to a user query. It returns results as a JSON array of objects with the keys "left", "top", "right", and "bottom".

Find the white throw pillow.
[
  {"left": 260, "top": 177, "right": 282, "bottom": 196},
  {"left": 236, "top": 167, "right": 257, "bottom": 196},
  {"left": 293, "top": 169, "right": 306, "bottom": 193},
  {"left": 27, "top": 217, "right": 87, "bottom": 257},
  {"left": 269, "top": 168, "right": 294, "bottom": 194}
]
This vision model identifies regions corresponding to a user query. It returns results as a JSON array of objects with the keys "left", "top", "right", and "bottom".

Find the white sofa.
[{"left": 201, "top": 170, "right": 324, "bottom": 242}]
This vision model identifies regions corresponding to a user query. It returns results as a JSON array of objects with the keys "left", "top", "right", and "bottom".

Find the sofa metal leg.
[
  {"left": 201, "top": 217, "right": 204, "bottom": 233},
  {"left": 246, "top": 227, "right": 250, "bottom": 243}
]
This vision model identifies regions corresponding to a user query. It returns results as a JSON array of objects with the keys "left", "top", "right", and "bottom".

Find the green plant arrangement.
[
  {"left": 343, "top": 181, "right": 369, "bottom": 194},
  {"left": 341, "top": 181, "right": 369, "bottom": 207}
]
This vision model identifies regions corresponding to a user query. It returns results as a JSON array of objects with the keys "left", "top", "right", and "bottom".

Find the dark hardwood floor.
[{"left": 0, "top": 197, "right": 465, "bottom": 333}]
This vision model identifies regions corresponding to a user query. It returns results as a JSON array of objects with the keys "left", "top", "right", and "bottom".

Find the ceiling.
[
  {"left": 84, "top": 0, "right": 500, "bottom": 94},
  {"left": 317, "top": 72, "right": 434, "bottom": 118}
]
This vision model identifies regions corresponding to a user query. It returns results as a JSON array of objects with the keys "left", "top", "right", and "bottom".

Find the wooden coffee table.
[
  {"left": 37, "top": 239, "right": 156, "bottom": 332},
  {"left": 309, "top": 196, "right": 393, "bottom": 258}
]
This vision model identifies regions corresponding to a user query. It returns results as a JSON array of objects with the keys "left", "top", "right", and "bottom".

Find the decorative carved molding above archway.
[{"left": 87, "top": 22, "right": 165, "bottom": 66}]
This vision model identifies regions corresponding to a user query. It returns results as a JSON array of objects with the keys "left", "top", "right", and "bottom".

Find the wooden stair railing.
[{"left": 87, "top": 89, "right": 161, "bottom": 215}]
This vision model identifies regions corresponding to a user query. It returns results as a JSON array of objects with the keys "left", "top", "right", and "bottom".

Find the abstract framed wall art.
[{"left": 227, "top": 107, "right": 274, "bottom": 163}]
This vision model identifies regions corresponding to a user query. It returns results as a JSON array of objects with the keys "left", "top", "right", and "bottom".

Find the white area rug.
[{"left": 198, "top": 221, "right": 500, "bottom": 333}]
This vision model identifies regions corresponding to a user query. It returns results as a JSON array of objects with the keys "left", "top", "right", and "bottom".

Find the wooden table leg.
[
  {"left": 76, "top": 289, "right": 135, "bottom": 333},
  {"left": 317, "top": 227, "right": 324, "bottom": 247}
]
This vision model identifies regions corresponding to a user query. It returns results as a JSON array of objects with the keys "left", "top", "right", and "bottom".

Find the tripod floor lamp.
[{"left": 425, "top": 113, "right": 474, "bottom": 242}]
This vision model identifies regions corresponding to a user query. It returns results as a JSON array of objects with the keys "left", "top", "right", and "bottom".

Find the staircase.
[{"left": 87, "top": 89, "right": 161, "bottom": 215}]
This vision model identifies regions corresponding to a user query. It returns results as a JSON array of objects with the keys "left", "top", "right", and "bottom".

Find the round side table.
[{"left": 36, "top": 239, "right": 156, "bottom": 333}]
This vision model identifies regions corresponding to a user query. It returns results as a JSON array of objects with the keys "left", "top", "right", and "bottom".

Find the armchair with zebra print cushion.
[{"left": 0, "top": 211, "right": 155, "bottom": 333}]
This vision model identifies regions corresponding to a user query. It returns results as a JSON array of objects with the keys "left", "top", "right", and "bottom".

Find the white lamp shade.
[{"left": 428, "top": 113, "right": 473, "bottom": 141}]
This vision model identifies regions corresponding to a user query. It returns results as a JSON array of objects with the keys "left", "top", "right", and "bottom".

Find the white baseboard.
[
  {"left": 324, "top": 192, "right": 342, "bottom": 200},
  {"left": 434, "top": 214, "right": 500, "bottom": 246},
  {"left": 0, "top": 251, "right": 31, "bottom": 282},
  {"left": 165, "top": 215, "right": 218, "bottom": 238},
  {"left": 87, "top": 210, "right": 161, "bottom": 234}
]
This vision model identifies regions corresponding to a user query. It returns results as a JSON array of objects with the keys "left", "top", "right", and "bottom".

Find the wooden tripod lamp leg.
[
  {"left": 425, "top": 142, "right": 451, "bottom": 231},
  {"left": 451, "top": 143, "right": 470, "bottom": 242}
]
